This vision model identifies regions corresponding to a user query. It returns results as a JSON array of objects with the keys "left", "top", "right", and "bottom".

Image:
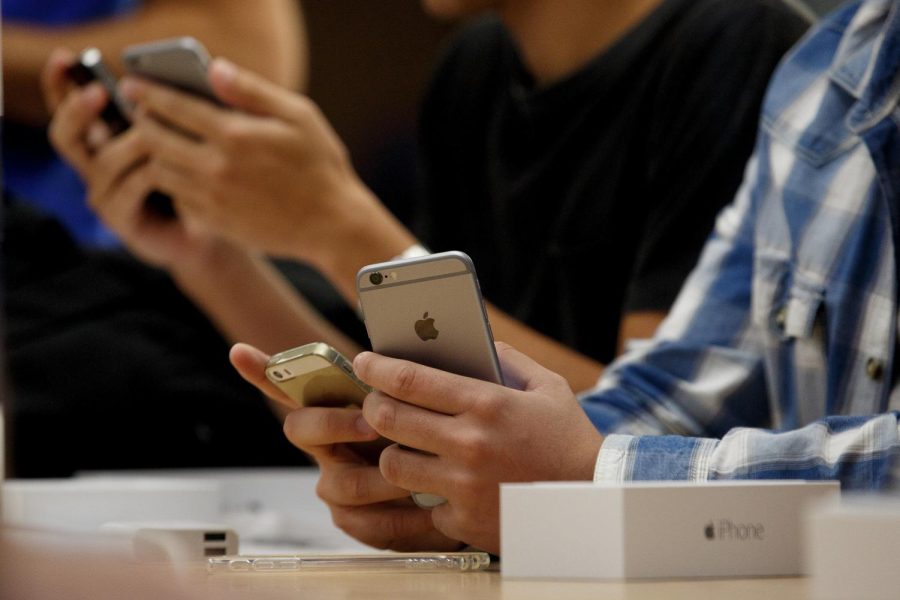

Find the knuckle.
[
  {"left": 330, "top": 506, "right": 394, "bottom": 550},
  {"left": 447, "top": 471, "right": 480, "bottom": 507},
  {"left": 282, "top": 413, "right": 302, "bottom": 446},
  {"left": 369, "top": 397, "right": 397, "bottom": 436},
  {"left": 338, "top": 468, "right": 370, "bottom": 504},
  {"left": 467, "top": 387, "right": 505, "bottom": 420},
  {"left": 153, "top": 89, "right": 178, "bottom": 114},
  {"left": 324, "top": 409, "right": 352, "bottom": 438},
  {"left": 314, "top": 475, "right": 333, "bottom": 503},
  {"left": 373, "top": 510, "right": 410, "bottom": 550},
  {"left": 328, "top": 506, "right": 360, "bottom": 539},
  {"left": 205, "top": 153, "right": 231, "bottom": 182},
  {"left": 378, "top": 446, "right": 404, "bottom": 485},
  {"left": 393, "top": 363, "right": 420, "bottom": 398},
  {"left": 457, "top": 430, "right": 491, "bottom": 468},
  {"left": 218, "top": 119, "right": 250, "bottom": 148}
]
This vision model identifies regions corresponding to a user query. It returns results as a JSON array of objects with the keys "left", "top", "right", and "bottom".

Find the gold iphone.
[
  {"left": 265, "top": 342, "right": 371, "bottom": 408},
  {"left": 265, "top": 342, "right": 388, "bottom": 462}
]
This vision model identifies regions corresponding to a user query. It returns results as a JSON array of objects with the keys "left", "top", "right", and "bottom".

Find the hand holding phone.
[
  {"left": 122, "top": 37, "right": 220, "bottom": 103},
  {"left": 265, "top": 342, "right": 390, "bottom": 462},
  {"left": 65, "top": 48, "right": 131, "bottom": 135},
  {"left": 64, "top": 47, "right": 176, "bottom": 219},
  {"left": 265, "top": 342, "right": 370, "bottom": 408},
  {"left": 357, "top": 251, "right": 503, "bottom": 507}
]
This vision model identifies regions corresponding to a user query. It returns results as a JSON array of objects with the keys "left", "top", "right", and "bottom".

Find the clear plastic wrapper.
[{"left": 208, "top": 552, "right": 491, "bottom": 574}]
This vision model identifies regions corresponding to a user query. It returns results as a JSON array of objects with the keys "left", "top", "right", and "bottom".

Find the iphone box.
[
  {"left": 806, "top": 495, "right": 900, "bottom": 600},
  {"left": 500, "top": 481, "right": 839, "bottom": 580}
]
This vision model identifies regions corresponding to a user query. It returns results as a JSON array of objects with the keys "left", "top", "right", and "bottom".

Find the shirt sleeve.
[
  {"left": 595, "top": 414, "right": 900, "bottom": 489},
  {"left": 583, "top": 152, "right": 900, "bottom": 491}
]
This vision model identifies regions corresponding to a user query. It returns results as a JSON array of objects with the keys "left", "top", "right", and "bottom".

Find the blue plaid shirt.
[{"left": 583, "top": 0, "right": 900, "bottom": 489}]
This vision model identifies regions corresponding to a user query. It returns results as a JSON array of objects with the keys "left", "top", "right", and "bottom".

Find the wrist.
[
  {"left": 169, "top": 237, "right": 256, "bottom": 286},
  {"left": 312, "top": 183, "right": 419, "bottom": 300}
]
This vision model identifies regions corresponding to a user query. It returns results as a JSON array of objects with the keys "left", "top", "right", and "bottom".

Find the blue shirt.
[
  {"left": 2, "top": 0, "right": 139, "bottom": 246},
  {"left": 583, "top": 0, "right": 900, "bottom": 489},
  {"left": 3, "top": 0, "right": 137, "bottom": 25}
]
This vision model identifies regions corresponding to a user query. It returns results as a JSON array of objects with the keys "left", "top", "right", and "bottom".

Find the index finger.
[
  {"left": 119, "top": 76, "right": 227, "bottom": 141},
  {"left": 41, "top": 47, "right": 77, "bottom": 112},
  {"left": 229, "top": 343, "right": 295, "bottom": 410},
  {"left": 353, "top": 352, "right": 498, "bottom": 415}
]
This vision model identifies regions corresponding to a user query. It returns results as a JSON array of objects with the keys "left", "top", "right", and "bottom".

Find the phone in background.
[
  {"left": 65, "top": 48, "right": 131, "bottom": 135},
  {"left": 357, "top": 251, "right": 503, "bottom": 507},
  {"left": 122, "top": 36, "right": 220, "bottom": 103},
  {"left": 65, "top": 48, "right": 175, "bottom": 218},
  {"left": 265, "top": 342, "right": 389, "bottom": 462}
]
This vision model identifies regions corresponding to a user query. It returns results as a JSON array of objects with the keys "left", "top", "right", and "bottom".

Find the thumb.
[
  {"left": 229, "top": 342, "right": 295, "bottom": 410},
  {"left": 495, "top": 342, "right": 570, "bottom": 394},
  {"left": 208, "top": 57, "right": 297, "bottom": 118},
  {"left": 42, "top": 47, "right": 77, "bottom": 113}
]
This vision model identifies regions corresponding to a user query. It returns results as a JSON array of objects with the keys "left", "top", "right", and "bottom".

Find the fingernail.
[
  {"left": 211, "top": 58, "right": 236, "bottom": 84},
  {"left": 353, "top": 352, "right": 371, "bottom": 374}
]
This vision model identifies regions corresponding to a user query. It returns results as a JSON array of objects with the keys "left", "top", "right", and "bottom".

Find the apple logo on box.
[
  {"left": 415, "top": 312, "right": 439, "bottom": 341},
  {"left": 704, "top": 522, "right": 715, "bottom": 540}
]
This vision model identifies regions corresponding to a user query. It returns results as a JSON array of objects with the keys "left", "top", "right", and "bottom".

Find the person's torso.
[
  {"left": 416, "top": 0, "right": 808, "bottom": 363},
  {"left": 749, "top": 0, "right": 900, "bottom": 429},
  {"left": 2, "top": 0, "right": 140, "bottom": 247}
]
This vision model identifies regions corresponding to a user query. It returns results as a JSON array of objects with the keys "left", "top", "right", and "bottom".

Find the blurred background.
[
  {"left": 0, "top": 0, "right": 845, "bottom": 478},
  {"left": 301, "top": 0, "right": 453, "bottom": 224}
]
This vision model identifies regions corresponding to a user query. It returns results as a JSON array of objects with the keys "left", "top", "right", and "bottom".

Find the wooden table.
[{"left": 1, "top": 528, "right": 809, "bottom": 600}]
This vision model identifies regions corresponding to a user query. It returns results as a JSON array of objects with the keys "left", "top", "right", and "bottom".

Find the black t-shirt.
[
  {"left": 415, "top": 0, "right": 809, "bottom": 364},
  {"left": 2, "top": 196, "right": 309, "bottom": 476}
]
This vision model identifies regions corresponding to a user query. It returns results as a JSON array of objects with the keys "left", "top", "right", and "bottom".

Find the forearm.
[
  {"left": 309, "top": 181, "right": 419, "bottom": 305},
  {"left": 4, "top": 0, "right": 305, "bottom": 125},
  {"left": 595, "top": 414, "right": 900, "bottom": 490},
  {"left": 487, "top": 304, "right": 603, "bottom": 393},
  {"left": 302, "top": 183, "right": 604, "bottom": 392},
  {"left": 170, "top": 240, "right": 360, "bottom": 358}
]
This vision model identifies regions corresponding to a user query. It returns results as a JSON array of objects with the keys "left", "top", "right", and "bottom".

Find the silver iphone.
[
  {"left": 357, "top": 251, "right": 503, "bottom": 507},
  {"left": 122, "top": 36, "right": 219, "bottom": 102}
]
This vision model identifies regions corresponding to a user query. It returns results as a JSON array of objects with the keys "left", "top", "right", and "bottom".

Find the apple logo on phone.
[{"left": 414, "top": 312, "right": 439, "bottom": 341}]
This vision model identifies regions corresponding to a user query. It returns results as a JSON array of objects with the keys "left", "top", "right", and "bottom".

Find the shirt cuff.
[
  {"left": 593, "top": 434, "right": 718, "bottom": 482},
  {"left": 593, "top": 434, "right": 633, "bottom": 482}
]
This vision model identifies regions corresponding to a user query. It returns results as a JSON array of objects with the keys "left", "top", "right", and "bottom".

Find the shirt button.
[{"left": 865, "top": 357, "right": 884, "bottom": 381}]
